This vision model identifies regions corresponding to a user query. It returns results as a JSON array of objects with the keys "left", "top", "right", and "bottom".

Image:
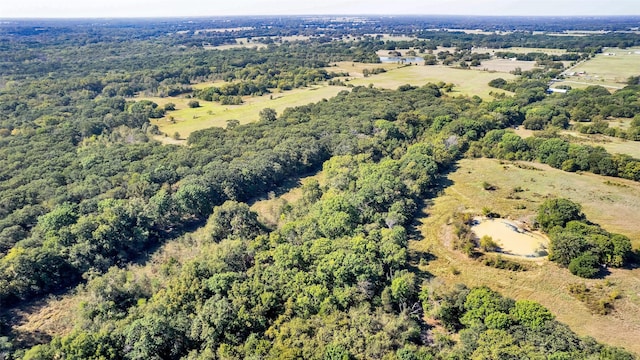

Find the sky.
[{"left": 1, "top": 0, "right": 639, "bottom": 18}]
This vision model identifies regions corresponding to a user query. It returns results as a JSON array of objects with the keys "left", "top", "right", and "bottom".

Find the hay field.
[
  {"left": 347, "top": 65, "right": 515, "bottom": 99},
  {"left": 412, "top": 158, "right": 640, "bottom": 353}
]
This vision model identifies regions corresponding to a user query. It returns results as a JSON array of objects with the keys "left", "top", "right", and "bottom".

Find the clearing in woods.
[
  {"left": 511, "top": 127, "right": 640, "bottom": 160},
  {"left": 346, "top": 64, "right": 515, "bottom": 99},
  {"left": 412, "top": 157, "right": 640, "bottom": 353},
  {"left": 144, "top": 63, "right": 512, "bottom": 142},
  {"left": 145, "top": 84, "right": 349, "bottom": 142}
]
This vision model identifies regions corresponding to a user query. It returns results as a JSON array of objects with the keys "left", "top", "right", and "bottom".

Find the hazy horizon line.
[{"left": 2, "top": 14, "right": 640, "bottom": 20}]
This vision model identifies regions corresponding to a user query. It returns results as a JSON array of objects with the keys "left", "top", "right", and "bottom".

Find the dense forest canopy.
[{"left": 0, "top": 15, "right": 639, "bottom": 359}]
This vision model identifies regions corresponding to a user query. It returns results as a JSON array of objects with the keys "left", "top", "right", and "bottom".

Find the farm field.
[
  {"left": 412, "top": 157, "right": 640, "bottom": 353},
  {"left": 476, "top": 58, "right": 537, "bottom": 72},
  {"left": 558, "top": 47, "right": 640, "bottom": 88},
  {"left": 347, "top": 64, "right": 515, "bottom": 99}
]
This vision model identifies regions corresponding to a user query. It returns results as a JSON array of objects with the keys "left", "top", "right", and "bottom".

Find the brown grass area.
[
  {"left": 250, "top": 171, "right": 325, "bottom": 228},
  {"left": 412, "top": 158, "right": 640, "bottom": 353},
  {"left": 7, "top": 294, "right": 82, "bottom": 346},
  {"left": 326, "top": 61, "right": 404, "bottom": 78},
  {"left": 477, "top": 59, "right": 538, "bottom": 73}
]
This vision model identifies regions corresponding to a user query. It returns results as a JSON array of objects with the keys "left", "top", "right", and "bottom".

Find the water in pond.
[{"left": 379, "top": 56, "right": 424, "bottom": 63}]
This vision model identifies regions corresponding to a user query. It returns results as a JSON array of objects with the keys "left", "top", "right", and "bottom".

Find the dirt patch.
[{"left": 473, "top": 217, "right": 548, "bottom": 259}]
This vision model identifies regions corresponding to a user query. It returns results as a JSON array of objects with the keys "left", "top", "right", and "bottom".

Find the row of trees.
[{"left": 473, "top": 129, "right": 640, "bottom": 181}]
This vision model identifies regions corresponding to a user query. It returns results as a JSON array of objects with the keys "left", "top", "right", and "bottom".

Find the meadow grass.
[
  {"left": 412, "top": 158, "right": 640, "bottom": 353},
  {"left": 472, "top": 47, "right": 568, "bottom": 55},
  {"left": 144, "top": 64, "right": 511, "bottom": 141},
  {"left": 561, "top": 47, "right": 640, "bottom": 87},
  {"left": 560, "top": 131, "right": 640, "bottom": 160},
  {"left": 513, "top": 127, "right": 640, "bottom": 162},
  {"left": 147, "top": 84, "right": 348, "bottom": 141},
  {"left": 347, "top": 64, "right": 515, "bottom": 99}
]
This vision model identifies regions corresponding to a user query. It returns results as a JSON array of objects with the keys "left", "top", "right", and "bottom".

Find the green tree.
[
  {"left": 208, "top": 201, "right": 264, "bottom": 242},
  {"left": 568, "top": 253, "right": 600, "bottom": 278},
  {"left": 510, "top": 300, "right": 554, "bottom": 329},
  {"left": 536, "top": 198, "right": 584, "bottom": 232},
  {"left": 259, "top": 108, "right": 277, "bottom": 122}
]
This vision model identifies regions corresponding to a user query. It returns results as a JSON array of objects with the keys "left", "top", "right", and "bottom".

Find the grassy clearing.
[
  {"left": 560, "top": 131, "right": 640, "bottom": 159},
  {"left": 249, "top": 171, "right": 325, "bottom": 228},
  {"left": 326, "top": 61, "right": 405, "bottom": 78},
  {"left": 472, "top": 47, "right": 568, "bottom": 55},
  {"left": 561, "top": 47, "right": 640, "bottom": 87},
  {"left": 476, "top": 59, "right": 537, "bottom": 73},
  {"left": 145, "top": 64, "right": 511, "bottom": 141},
  {"left": 347, "top": 65, "right": 515, "bottom": 99},
  {"left": 147, "top": 84, "right": 348, "bottom": 141},
  {"left": 412, "top": 158, "right": 640, "bottom": 353},
  {"left": 512, "top": 128, "right": 640, "bottom": 160}
]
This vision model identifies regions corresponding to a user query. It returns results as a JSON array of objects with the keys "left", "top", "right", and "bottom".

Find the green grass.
[
  {"left": 144, "top": 65, "right": 511, "bottom": 142},
  {"left": 347, "top": 64, "right": 515, "bottom": 99},
  {"left": 513, "top": 128, "right": 640, "bottom": 161},
  {"left": 412, "top": 158, "right": 640, "bottom": 353},
  {"left": 560, "top": 131, "right": 640, "bottom": 159},
  {"left": 561, "top": 47, "right": 640, "bottom": 87},
  {"left": 474, "top": 47, "right": 568, "bottom": 55},
  {"left": 147, "top": 84, "right": 349, "bottom": 141}
]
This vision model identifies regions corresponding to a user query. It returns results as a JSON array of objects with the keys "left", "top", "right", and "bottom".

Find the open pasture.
[
  {"left": 413, "top": 158, "right": 640, "bottom": 353},
  {"left": 477, "top": 58, "right": 537, "bottom": 73},
  {"left": 563, "top": 47, "right": 640, "bottom": 85},
  {"left": 326, "top": 61, "right": 405, "bottom": 78},
  {"left": 146, "top": 84, "right": 348, "bottom": 141},
  {"left": 347, "top": 64, "right": 515, "bottom": 99}
]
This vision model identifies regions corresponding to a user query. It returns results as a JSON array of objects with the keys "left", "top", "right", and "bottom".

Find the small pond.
[
  {"left": 379, "top": 56, "right": 424, "bottom": 63},
  {"left": 472, "top": 217, "right": 549, "bottom": 259}
]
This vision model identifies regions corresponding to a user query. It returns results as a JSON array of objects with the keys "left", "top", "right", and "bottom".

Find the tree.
[
  {"left": 480, "top": 235, "right": 500, "bottom": 252},
  {"left": 548, "top": 231, "right": 587, "bottom": 266},
  {"left": 568, "top": 253, "right": 600, "bottom": 278},
  {"left": 208, "top": 201, "right": 264, "bottom": 242},
  {"left": 187, "top": 100, "right": 200, "bottom": 108},
  {"left": 259, "top": 108, "right": 277, "bottom": 122},
  {"left": 511, "top": 300, "right": 554, "bottom": 329},
  {"left": 536, "top": 198, "right": 584, "bottom": 232}
]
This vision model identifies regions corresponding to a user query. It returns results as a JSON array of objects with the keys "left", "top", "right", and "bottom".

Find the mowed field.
[
  {"left": 556, "top": 47, "right": 640, "bottom": 89},
  {"left": 413, "top": 158, "right": 640, "bottom": 353}
]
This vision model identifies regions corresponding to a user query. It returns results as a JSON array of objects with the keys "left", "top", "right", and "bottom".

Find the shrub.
[
  {"left": 568, "top": 253, "right": 600, "bottom": 278},
  {"left": 480, "top": 235, "right": 499, "bottom": 252}
]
